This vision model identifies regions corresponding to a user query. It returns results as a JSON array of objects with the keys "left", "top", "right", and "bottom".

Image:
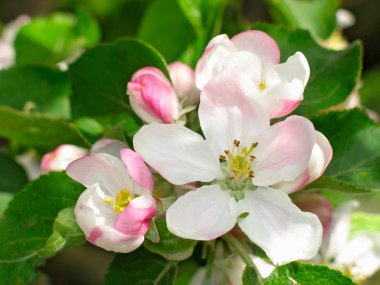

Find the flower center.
[
  {"left": 104, "top": 189, "right": 134, "bottom": 214},
  {"left": 258, "top": 80, "right": 267, "bottom": 91},
  {"left": 220, "top": 139, "right": 258, "bottom": 181}
]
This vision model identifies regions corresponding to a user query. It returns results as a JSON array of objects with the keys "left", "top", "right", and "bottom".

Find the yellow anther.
[
  {"left": 259, "top": 80, "right": 267, "bottom": 91},
  {"left": 103, "top": 197, "right": 113, "bottom": 204},
  {"left": 221, "top": 140, "right": 259, "bottom": 181}
]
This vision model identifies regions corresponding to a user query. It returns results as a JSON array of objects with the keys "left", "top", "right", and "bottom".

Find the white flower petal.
[
  {"left": 166, "top": 184, "right": 238, "bottom": 240},
  {"left": 273, "top": 52, "right": 310, "bottom": 87},
  {"left": 195, "top": 34, "right": 237, "bottom": 89},
  {"left": 199, "top": 72, "right": 270, "bottom": 155},
  {"left": 335, "top": 233, "right": 380, "bottom": 280},
  {"left": 134, "top": 123, "right": 222, "bottom": 185},
  {"left": 66, "top": 153, "right": 132, "bottom": 196},
  {"left": 90, "top": 138, "right": 128, "bottom": 158},
  {"left": 237, "top": 187, "right": 323, "bottom": 265},
  {"left": 252, "top": 116, "right": 315, "bottom": 186},
  {"left": 323, "top": 200, "right": 359, "bottom": 260}
]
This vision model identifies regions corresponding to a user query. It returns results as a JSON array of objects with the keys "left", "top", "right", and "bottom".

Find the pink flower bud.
[
  {"left": 41, "top": 144, "right": 88, "bottom": 172},
  {"left": 168, "top": 61, "right": 200, "bottom": 105},
  {"left": 127, "top": 67, "right": 180, "bottom": 124}
]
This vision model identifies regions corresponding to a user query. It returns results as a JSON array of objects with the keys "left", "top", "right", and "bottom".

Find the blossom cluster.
[{"left": 33, "top": 30, "right": 378, "bottom": 282}]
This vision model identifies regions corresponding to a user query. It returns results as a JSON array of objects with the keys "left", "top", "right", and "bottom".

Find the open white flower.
[
  {"left": 134, "top": 74, "right": 323, "bottom": 264},
  {"left": 321, "top": 201, "right": 380, "bottom": 283},
  {"left": 195, "top": 30, "right": 310, "bottom": 118},
  {"left": 66, "top": 148, "right": 156, "bottom": 253}
]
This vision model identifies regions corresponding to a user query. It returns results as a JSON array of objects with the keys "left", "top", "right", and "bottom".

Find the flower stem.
[{"left": 222, "top": 233, "right": 254, "bottom": 267}]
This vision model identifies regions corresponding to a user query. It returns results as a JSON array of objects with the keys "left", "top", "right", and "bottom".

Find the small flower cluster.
[{"left": 61, "top": 30, "right": 336, "bottom": 272}]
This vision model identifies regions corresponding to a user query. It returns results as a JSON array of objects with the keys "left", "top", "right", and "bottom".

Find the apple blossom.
[
  {"left": 134, "top": 73, "right": 324, "bottom": 264},
  {"left": 168, "top": 61, "right": 200, "bottom": 105},
  {"left": 127, "top": 67, "right": 181, "bottom": 124},
  {"left": 195, "top": 30, "right": 310, "bottom": 118},
  {"left": 66, "top": 148, "right": 156, "bottom": 253},
  {"left": 319, "top": 201, "right": 380, "bottom": 283},
  {"left": 41, "top": 144, "right": 88, "bottom": 172}
]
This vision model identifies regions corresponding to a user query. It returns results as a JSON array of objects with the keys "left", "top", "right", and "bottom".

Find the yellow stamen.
[
  {"left": 222, "top": 140, "right": 258, "bottom": 181},
  {"left": 104, "top": 189, "right": 134, "bottom": 214},
  {"left": 259, "top": 80, "right": 267, "bottom": 91}
]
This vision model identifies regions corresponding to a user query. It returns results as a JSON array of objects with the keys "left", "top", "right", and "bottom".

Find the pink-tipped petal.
[
  {"left": 252, "top": 116, "right": 316, "bottom": 186},
  {"left": 120, "top": 148, "right": 154, "bottom": 191},
  {"left": 273, "top": 131, "right": 333, "bottom": 193},
  {"left": 113, "top": 195, "right": 157, "bottom": 236},
  {"left": 166, "top": 184, "right": 238, "bottom": 240},
  {"left": 168, "top": 61, "right": 200, "bottom": 105},
  {"left": 231, "top": 30, "right": 280, "bottom": 68},
  {"left": 41, "top": 144, "right": 88, "bottom": 172},
  {"left": 66, "top": 153, "right": 131, "bottom": 196},
  {"left": 127, "top": 67, "right": 180, "bottom": 124},
  {"left": 199, "top": 72, "right": 270, "bottom": 156},
  {"left": 75, "top": 184, "right": 144, "bottom": 253}
]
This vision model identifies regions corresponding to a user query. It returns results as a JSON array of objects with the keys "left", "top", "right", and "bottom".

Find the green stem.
[
  {"left": 222, "top": 233, "right": 254, "bottom": 267},
  {"left": 205, "top": 242, "right": 216, "bottom": 279}
]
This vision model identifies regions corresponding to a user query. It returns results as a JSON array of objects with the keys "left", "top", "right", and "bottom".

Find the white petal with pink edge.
[
  {"left": 66, "top": 153, "right": 133, "bottom": 196},
  {"left": 134, "top": 123, "right": 222, "bottom": 185},
  {"left": 74, "top": 184, "right": 145, "bottom": 253},
  {"left": 199, "top": 72, "right": 269, "bottom": 156},
  {"left": 41, "top": 144, "right": 87, "bottom": 172},
  {"left": 120, "top": 148, "right": 154, "bottom": 191},
  {"left": 252, "top": 116, "right": 315, "bottom": 186},
  {"left": 166, "top": 184, "right": 238, "bottom": 240},
  {"left": 237, "top": 187, "right": 323, "bottom": 265},
  {"left": 273, "top": 131, "right": 332, "bottom": 193}
]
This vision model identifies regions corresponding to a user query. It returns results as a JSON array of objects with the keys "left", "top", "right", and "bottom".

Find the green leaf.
[
  {"left": 14, "top": 10, "right": 100, "bottom": 67},
  {"left": 69, "top": 38, "right": 168, "bottom": 119},
  {"left": 263, "top": 0, "right": 339, "bottom": 39},
  {"left": 0, "top": 172, "right": 84, "bottom": 285},
  {"left": 306, "top": 176, "right": 375, "bottom": 194},
  {"left": 242, "top": 266, "right": 264, "bottom": 285},
  {"left": 0, "top": 66, "right": 70, "bottom": 118},
  {"left": 350, "top": 212, "right": 380, "bottom": 236},
  {"left": 105, "top": 248, "right": 178, "bottom": 285},
  {"left": 252, "top": 23, "right": 362, "bottom": 116},
  {"left": 264, "top": 262, "right": 355, "bottom": 285},
  {"left": 39, "top": 207, "right": 85, "bottom": 259},
  {"left": 144, "top": 216, "right": 197, "bottom": 261},
  {"left": 310, "top": 109, "right": 380, "bottom": 192},
  {"left": 138, "top": 0, "right": 194, "bottom": 63},
  {"left": 0, "top": 154, "right": 28, "bottom": 193},
  {"left": 0, "top": 106, "right": 84, "bottom": 148},
  {"left": 360, "top": 66, "right": 380, "bottom": 114},
  {"left": 0, "top": 192, "right": 13, "bottom": 218}
]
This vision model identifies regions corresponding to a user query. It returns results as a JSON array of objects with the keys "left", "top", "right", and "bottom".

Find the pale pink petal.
[
  {"left": 113, "top": 194, "right": 156, "bottom": 236},
  {"left": 199, "top": 72, "right": 270, "bottom": 156},
  {"left": 120, "top": 148, "right": 154, "bottom": 191},
  {"left": 127, "top": 67, "right": 180, "bottom": 123},
  {"left": 273, "top": 131, "right": 332, "bottom": 193},
  {"left": 252, "top": 116, "right": 315, "bottom": 186},
  {"left": 273, "top": 52, "right": 310, "bottom": 87},
  {"left": 131, "top": 66, "right": 170, "bottom": 85},
  {"left": 66, "top": 153, "right": 132, "bottom": 196},
  {"left": 166, "top": 184, "right": 238, "bottom": 240},
  {"left": 41, "top": 144, "right": 88, "bottom": 172},
  {"left": 237, "top": 187, "right": 323, "bottom": 265},
  {"left": 231, "top": 30, "right": 280, "bottom": 69},
  {"left": 75, "top": 184, "right": 144, "bottom": 253},
  {"left": 195, "top": 34, "right": 237, "bottom": 89},
  {"left": 90, "top": 138, "right": 128, "bottom": 158},
  {"left": 168, "top": 61, "right": 200, "bottom": 105},
  {"left": 134, "top": 123, "right": 222, "bottom": 185}
]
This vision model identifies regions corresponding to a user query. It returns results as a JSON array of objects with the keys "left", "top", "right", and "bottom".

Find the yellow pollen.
[
  {"left": 259, "top": 80, "right": 267, "bottom": 91},
  {"left": 221, "top": 140, "right": 258, "bottom": 180},
  {"left": 104, "top": 189, "right": 134, "bottom": 214}
]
